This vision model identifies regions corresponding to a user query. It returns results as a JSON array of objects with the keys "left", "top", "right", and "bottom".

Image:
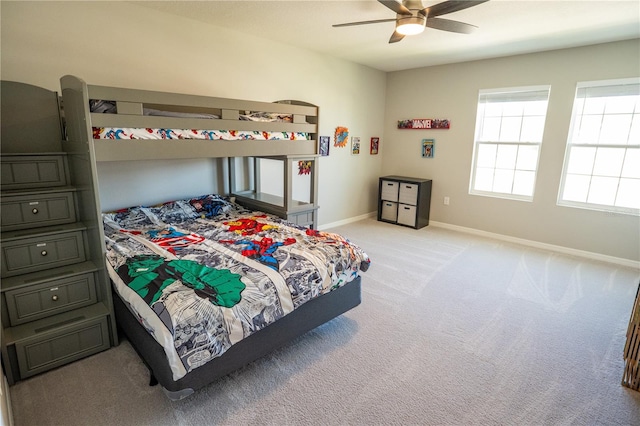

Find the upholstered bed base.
[{"left": 112, "top": 277, "right": 362, "bottom": 400}]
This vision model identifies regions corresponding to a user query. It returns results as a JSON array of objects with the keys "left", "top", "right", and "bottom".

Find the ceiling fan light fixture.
[{"left": 396, "top": 15, "right": 426, "bottom": 36}]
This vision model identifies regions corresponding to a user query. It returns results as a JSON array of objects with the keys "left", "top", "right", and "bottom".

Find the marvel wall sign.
[{"left": 397, "top": 118, "right": 450, "bottom": 129}]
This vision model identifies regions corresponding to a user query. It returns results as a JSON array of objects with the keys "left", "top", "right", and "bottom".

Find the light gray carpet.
[{"left": 9, "top": 218, "right": 640, "bottom": 426}]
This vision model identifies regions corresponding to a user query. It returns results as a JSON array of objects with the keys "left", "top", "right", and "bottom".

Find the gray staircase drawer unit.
[
  {"left": 14, "top": 316, "right": 110, "bottom": 379},
  {"left": 1, "top": 230, "right": 86, "bottom": 277},
  {"left": 1, "top": 191, "right": 76, "bottom": 231},
  {"left": 1, "top": 156, "right": 66, "bottom": 190},
  {"left": 5, "top": 273, "right": 97, "bottom": 326}
]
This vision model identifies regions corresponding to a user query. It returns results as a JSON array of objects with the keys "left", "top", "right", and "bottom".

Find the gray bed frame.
[{"left": 59, "top": 75, "right": 362, "bottom": 399}]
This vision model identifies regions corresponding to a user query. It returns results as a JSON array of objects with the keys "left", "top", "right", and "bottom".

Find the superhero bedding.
[
  {"left": 103, "top": 194, "right": 370, "bottom": 385},
  {"left": 90, "top": 99, "right": 308, "bottom": 141}
]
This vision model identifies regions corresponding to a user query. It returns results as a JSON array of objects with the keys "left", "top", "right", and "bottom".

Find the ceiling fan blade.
[
  {"left": 378, "top": 0, "right": 412, "bottom": 16},
  {"left": 389, "top": 30, "right": 405, "bottom": 44},
  {"left": 333, "top": 18, "right": 396, "bottom": 28},
  {"left": 423, "top": 0, "right": 489, "bottom": 18},
  {"left": 426, "top": 17, "right": 478, "bottom": 34}
]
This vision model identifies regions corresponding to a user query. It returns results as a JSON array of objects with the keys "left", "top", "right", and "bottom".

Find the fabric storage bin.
[
  {"left": 380, "top": 180, "right": 399, "bottom": 202},
  {"left": 397, "top": 204, "right": 417, "bottom": 227},
  {"left": 398, "top": 183, "right": 418, "bottom": 205},
  {"left": 381, "top": 201, "right": 398, "bottom": 221}
]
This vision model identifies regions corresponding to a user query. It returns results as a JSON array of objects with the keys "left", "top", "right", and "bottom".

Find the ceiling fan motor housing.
[{"left": 396, "top": 0, "right": 427, "bottom": 35}]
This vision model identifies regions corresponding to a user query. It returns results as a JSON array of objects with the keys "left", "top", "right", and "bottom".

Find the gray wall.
[
  {"left": 384, "top": 40, "right": 640, "bottom": 262},
  {"left": 0, "top": 1, "right": 385, "bottom": 225}
]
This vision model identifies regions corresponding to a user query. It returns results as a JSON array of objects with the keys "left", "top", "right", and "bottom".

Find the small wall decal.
[
  {"left": 319, "top": 136, "right": 330, "bottom": 156},
  {"left": 334, "top": 127, "right": 349, "bottom": 147},
  {"left": 370, "top": 137, "right": 379, "bottom": 155},
  {"left": 351, "top": 137, "right": 361, "bottom": 155},
  {"left": 422, "top": 139, "right": 435, "bottom": 158},
  {"left": 298, "top": 160, "right": 312, "bottom": 175}
]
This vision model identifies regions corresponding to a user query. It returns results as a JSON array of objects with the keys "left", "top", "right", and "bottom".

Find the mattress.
[
  {"left": 92, "top": 127, "right": 310, "bottom": 140},
  {"left": 90, "top": 100, "right": 306, "bottom": 140},
  {"left": 103, "top": 195, "right": 370, "bottom": 381}
]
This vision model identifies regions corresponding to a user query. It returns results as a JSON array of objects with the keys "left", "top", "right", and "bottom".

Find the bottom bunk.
[
  {"left": 102, "top": 194, "right": 370, "bottom": 399},
  {"left": 113, "top": 277, "right": 362, "bottom": 399}
]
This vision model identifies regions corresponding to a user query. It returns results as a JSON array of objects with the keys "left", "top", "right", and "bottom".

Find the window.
[
  {"left": 558, "top": 78, "right": 640, "bottom": 215},
  {"left": 469, "top": 86, "right": 551, "bottom": 200}
]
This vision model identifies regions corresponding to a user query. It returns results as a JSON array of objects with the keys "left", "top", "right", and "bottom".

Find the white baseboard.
[
  {"left": 429, "top": 220, "right": 640, "bottom": 270},
  {"left": 323, "top": 213, "right": 639, "bottom": 270},
  {"left": 318, "top": 212, "right": 376, "bottom": 231}
]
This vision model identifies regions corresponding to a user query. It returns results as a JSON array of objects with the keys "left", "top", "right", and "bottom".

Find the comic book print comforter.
[{"left": 103, "top": 195, "right": 370, "bottom": 381}]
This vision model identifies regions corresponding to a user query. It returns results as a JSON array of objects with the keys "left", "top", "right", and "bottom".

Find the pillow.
[{"left": 188, "top": 194, "right": 235, "bottom": 219}]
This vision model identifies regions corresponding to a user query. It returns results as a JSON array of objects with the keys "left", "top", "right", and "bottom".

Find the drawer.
[
  {"left": 1, "top": 230, "right": 86, "bottom": 278},
  {"left": 5, "top": 273, "right": 97, "bottom": 326},
  {"left": 1, "top": 191, "right": 76, "bottom": 231},
  {"left": 398, "top": 183, "right": 419, "bottom": 205},
  {"left": 1, "top": 155, "right": 66, "bottom": 190},
  {"left": 380, "top": 201, "right": 398, "bottom": 222},
  {"left": 380, "top": 180, "right": 399, "bottom": 202},
  {"left": 15, "top": 316, "right": 110, "bottom": 379},
  {"left": 397, "top": 204, "right": 417, "bottom": 227}
]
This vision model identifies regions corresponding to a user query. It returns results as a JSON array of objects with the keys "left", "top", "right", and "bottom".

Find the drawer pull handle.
[
  {"left": 32, "top": 208, "right": 39, "bottom": 214},
  {"left": 52, "top": 295, "right": 59, "bottom": 301},
  {"left": 41, "top": 250, "right": 48, "bottom": 256}
]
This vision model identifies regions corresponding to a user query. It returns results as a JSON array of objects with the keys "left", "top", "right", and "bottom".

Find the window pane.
[
  {"left": 629, "top": 114, "right": 640, "bottom": 146},
  {"left": 583, "top": 97, "right": 606, "bottom": 114},
  {"left": 563, "top": 174, "right": 590, "bottom": 202},
  {"left": 493, "top": 169, "right": 514, "bottom": 193},
  {"left": 523, "top": 100, "right": 549, "bottom": 115},
  {"left": 499, "top": 117, "right": 521, "bottom": 141},
  {"left": 566, "top": 147, "right": 596, "bottom": 175},
  {"left": 521, "top": 116, "right": 545, "bottom": 142},
  {"left": 513, "top": 170, "right": 535, "bottom": 196},
  {"left": 496, "top": 144, "right": 517, "bottom": 169},
  {"left": 484, "top": 103, "right": 502, "bottom": 117},
  {"left": 593, "top": 147, "right": 625, "bottom": 177},
  {"left": 616, "top": 178, "right": 640, "bottom": 209},
  {"left": 600, "top": 114, "right": 633, "bottom": 144},
  {"left": 474, "top": 168, "right": 494, "bottom": 191},
  {"left": 587, "top": 176, "right": 618, "bottom": 205},
  {"left": 504, "top": 101, "right": 524, "bottom": 116},
  {"left": 604, "top": 95, "right": 637, "bottom": 114},
  {"left": 621, "top": 148, "right": 640, "bottom": 178},
  {"left": 480, "top": 117, "right": 501, "bottom": 141},
  {"left": 516, "top": 145, "right": 539, "bottom": 171},
  {"left": 477, "top": 144, "right": 497, "bottom": 168},
  {"left": 575, "top": 115, "right": 602, "bottom": 144}
]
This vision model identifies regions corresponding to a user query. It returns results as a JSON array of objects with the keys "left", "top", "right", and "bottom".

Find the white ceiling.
[{"left": 134, "top": 0, "right": 640, "bottom": 72}]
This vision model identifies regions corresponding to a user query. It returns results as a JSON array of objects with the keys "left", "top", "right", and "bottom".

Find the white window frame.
[
  {"left": 469, "top": 85, "right": 551, "bottom": 201},
  {"left": 557, "top": 78, "right": 640, "bottom": 216}
]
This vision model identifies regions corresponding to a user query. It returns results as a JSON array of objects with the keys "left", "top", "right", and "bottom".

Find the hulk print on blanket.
[{"left": 117, "top": 255, "right": 245, "bottom": 307}]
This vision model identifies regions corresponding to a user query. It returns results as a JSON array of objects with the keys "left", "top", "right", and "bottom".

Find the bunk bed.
[{"left": 59, "top": 75, "right": 370, "bottom": 400}]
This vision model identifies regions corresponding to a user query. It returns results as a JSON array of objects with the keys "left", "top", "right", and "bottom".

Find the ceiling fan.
[{"left": 333, "top": 0, "right": 489, "bottom": 44}]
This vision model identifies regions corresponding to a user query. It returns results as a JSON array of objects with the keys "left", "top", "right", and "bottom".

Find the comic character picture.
[{"left": 422, "top": 139, "right": 435, "bottom": 158}]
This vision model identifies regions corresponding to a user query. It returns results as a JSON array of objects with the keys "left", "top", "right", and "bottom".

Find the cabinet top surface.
[{"left": 380, "top": 175, "right": 431, "bottom": 183}]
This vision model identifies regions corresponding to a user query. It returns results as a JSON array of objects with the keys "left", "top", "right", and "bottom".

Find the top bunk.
[{"left": 60, "top": 75, "right": 318, "bottom": 162}]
